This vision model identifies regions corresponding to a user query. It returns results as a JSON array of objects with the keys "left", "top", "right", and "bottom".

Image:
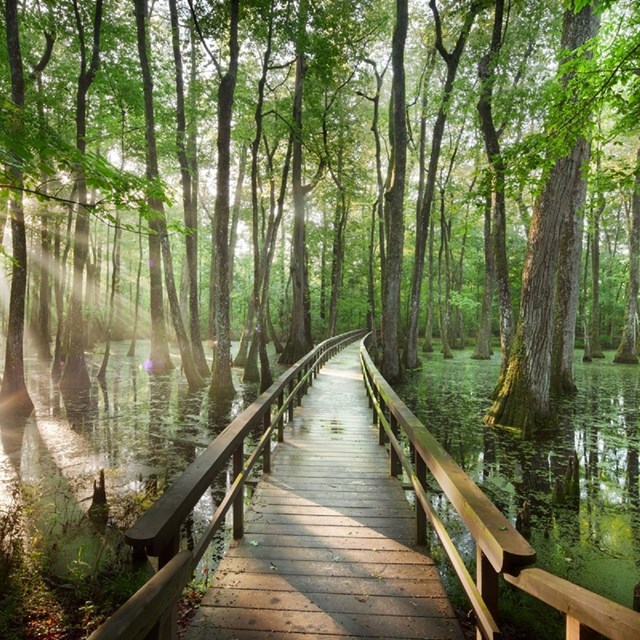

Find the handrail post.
[
  {"left": 263, "top": 410, "right": 272, "bottom": 473},
  {"left": 378, "top": 400, "right": 387, "bottom": 446},
  {"left": 233, "top": 443, "right": 244, "bottom": 539},
  {"left": 152, "top": 533, "right": 180, "bottom": 640},
  {"left": 277, "top": 391, "right": 285, "bottom": 442},
  {"left": 476, "top": 548, "right": 499, "bottom": 640},
  {"left": 390, "top": 413, "right": 402, "bottom": 476},
  {"left": 416, "top": 455, "right": 428, "bottom": 544},
  {"left": 372, "top": 387, "right": 379, "bottom": 425},
  {"left": 288, "top": 380, "right": 295, "bottom": 420}
]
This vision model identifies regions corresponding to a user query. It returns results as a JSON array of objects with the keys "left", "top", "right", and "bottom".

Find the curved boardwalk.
[{"left": 185, "top": 342, "right": 463, "bottom": 640}]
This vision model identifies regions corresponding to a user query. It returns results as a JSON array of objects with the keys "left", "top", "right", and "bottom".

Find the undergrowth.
[{"left": 0, "top": 476, "right": 165, "bottom": 639}]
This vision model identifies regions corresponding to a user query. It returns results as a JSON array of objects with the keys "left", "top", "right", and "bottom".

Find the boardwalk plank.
[{"left": 185, "top": 343, "right": 463, "bottom": 640}]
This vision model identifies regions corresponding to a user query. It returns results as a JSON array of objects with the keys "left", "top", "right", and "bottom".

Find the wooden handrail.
[
  {"left": 504, "top": 568, "right": 640, "bottom": 640},
  {"left": 359, "top": 334, "right": 640, "bottom": 640},
  {"left": 89, "top": 329, "right": 365, "bottom": 640}
]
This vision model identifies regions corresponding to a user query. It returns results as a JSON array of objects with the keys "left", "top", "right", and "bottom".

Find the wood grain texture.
[{"left": 185, "top": 343, "right": 463, "bottom": 640}]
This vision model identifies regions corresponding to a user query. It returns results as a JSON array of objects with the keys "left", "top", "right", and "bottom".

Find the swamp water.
[
  {"left": 0, "top": 340, "right": 284, "bottom": 584},
  {"left": 396, "top": 349, "right": 640, "bottom": 638}
]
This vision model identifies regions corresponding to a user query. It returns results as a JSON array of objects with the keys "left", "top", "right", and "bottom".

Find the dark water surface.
[{"left": 396, "top": 349, "right": 640, "bottom": 636}]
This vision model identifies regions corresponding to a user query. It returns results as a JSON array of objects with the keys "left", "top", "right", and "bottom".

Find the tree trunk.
[
  {"left": 472, "top": 192, "right": 494, "bottom": 359},
  {"left": 551, "top": 134, "right": 591, "bottom": 392},
  {"left": 134, "top": 0, "right": 204, "bottom": 390},
  {"left": 423, "top": 216, "right": 435, "bottom": 352},
  {"left": 97, "top": 216, "right": 121, "bottom": 381},
  {"left": 209, "top": 0, "right": 239, "bottom": 398},
  {"left": 60, "top": 0, "right": 104, "bottom": 393},
  {"left": 280, "top": 0, "right": 315, "bottom": 364},
  {"left": 380, "top": 0, "right": 408, "bottom": 384},
  {"left": 613, "top": 142, "right": 640, "bottom": 364},
  {"left": 476, "top": 0, "right": 512, "bottom": 374},
  {"left": 485, "top": 2, "right": 600, "bottom": 436},
  {"left": 244, "top": 4, "right": 275, "bottom": 388},
  {"left": 404, "top": 0, "right": 477, "bottom": 370},
  {"left": 169, "top": 0, "right": 209, "bottom": 377},
  {"left": 590, "top": 205, "right": 605, "bottom": 357},
  {"left": 438, "top": 188, "right": 453, "bottom": 359},
  {"left": 127, "top": 213, "right": 143, "bottom": 357},
  {"left": 0, "top": 0, "right": 33, "bottom": 415}
]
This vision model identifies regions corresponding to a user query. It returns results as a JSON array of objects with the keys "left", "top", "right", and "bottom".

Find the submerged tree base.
[
  {"left": 59, "top": 355, "right": 92, "bottom": 393},
  {"left": 613, "top": 352, "right": 639, "bottom": 365},
  {"left": 0, "top": 386, "right": 34, "bottom": 418},
  {"left": 278, "top": 337, "right": 313, "bottom": 365}
]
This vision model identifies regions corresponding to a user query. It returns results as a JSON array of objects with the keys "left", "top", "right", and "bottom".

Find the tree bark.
[
  {"left": 280, "top": 0, "right": 316, "bottom": 364},
  {"left": 590, "top": 203, "right": 605, "bottom": 357},
  {"left": 127, "top": 213, "right": 143, "bottom": 357},
  {"left": 209, "top": 0, "right": 239, "bottom": 397},
  {"left": 613, "top": 142, "right": 640, "bottom": 364},
  {"left": 472, "top": 191, "right": 494, "bottom": 359},
  {"left": 380, "top": 0, "right": 408, "bottom": 384},
  {"left": 551, "top": 134, "right": 591, "bottom": 392},
  {"left": 0, "top": 0, "right": 33, "bottom": 416},
  {"left": 423, "top": 216, "right": 435, "bottom": 352}
]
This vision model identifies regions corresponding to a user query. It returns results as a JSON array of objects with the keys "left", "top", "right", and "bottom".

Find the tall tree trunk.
[
  {"left": 209, "top": 0, "right": 239, "bottom": 397},
  {"left": 169, "top": 0, "right": 209, "bottom": 377},
  {"left": 380, "top": 0, "right": 408, "bottom": 383},
  {"left": 127, "top": 213, "right": 143, "bottom": 357},
  {"left": 438, "top": 187, "right": 453, "bottom": 359},
  {"left": 613, "top": 142, "right": 640, "bottom": 364},
  {"left": 229, "top": 145, "right": 248, "bottom": 299},
  {"left": 423, "top": 216, "right": 435, "bottom": 352},
  {"left": 60, "top": 0, "right": 104, "bottom": 393},
  {"left": 404, "top": 0, "right": 477, "bottom": 369},
  {"left": 472, "top": 191, "right": 494, "bottom": 359},
  {"left": 36, "top": 194, "right": 52, "bottom": 360},
  {"left": 0, "top": 0, "right": 34, "bottom": 416},
  {"left": 476, "top": 0, "right": 512, "bottom": 373},
  {"left": 97, "top": 215, "right": 121, "bottom": 381},
  {"left": 360, "top": 59, "right": 388, "bottom": 351},
  {"left": 551, "top": 134, "right": 591, "bottom": 392},
  {"left": 134, "top": 0, "right": 204, "bottom": 390},
  {"left": 590, "top": 202, "right": 605, "bottom": 357},
  {"left": 485, "top": 2, "right": 600, "bottom": 436},
  {"left": 279, "top": 0, "right": 315, "bottom": 364}
]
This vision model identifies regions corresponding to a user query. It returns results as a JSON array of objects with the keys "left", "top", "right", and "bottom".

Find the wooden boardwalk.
[{"left": 185, "top": 343, "right": 464, "bottom": 640}]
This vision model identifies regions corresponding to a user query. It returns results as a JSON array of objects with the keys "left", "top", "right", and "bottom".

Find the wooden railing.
[
  {"left": 360, "top": 334, "right": 640, "bottom": 640},
  {"left": 88, "top": 329, "right": 365, "bottom": 640}
]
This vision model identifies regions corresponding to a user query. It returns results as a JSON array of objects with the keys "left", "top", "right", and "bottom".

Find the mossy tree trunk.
[{"left": 485, "top": 2, "right": 600, "bottom": 436}]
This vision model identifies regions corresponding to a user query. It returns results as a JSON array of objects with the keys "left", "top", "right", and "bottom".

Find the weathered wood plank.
[
  {"left": 185, "top": 343, "right": 463, "bottom": 640},
  {"left": 188, "top": 608, "right": 462, "bottom": 639},
  {"left": 211, "top": 572, "right": 447, "bottom": 597}
]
